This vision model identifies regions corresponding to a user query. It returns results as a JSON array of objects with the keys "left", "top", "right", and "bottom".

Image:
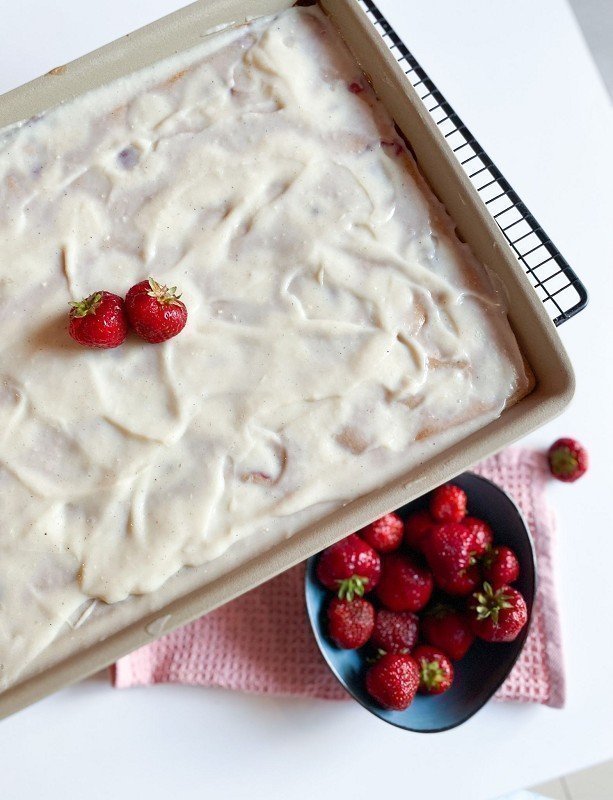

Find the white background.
[{"left": 1, "top": 1, "right": 612, "bottom": 798}]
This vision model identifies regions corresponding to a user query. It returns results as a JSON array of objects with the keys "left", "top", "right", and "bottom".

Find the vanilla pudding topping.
[{"left": 0, "top": 6, "right": 530, "bottom": 686}]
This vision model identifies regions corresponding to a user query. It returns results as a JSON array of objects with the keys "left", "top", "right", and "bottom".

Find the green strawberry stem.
[
  {"left": 69, "top": 292, "right": 103, "bottom": 318},
  {"left": 472, "top": 581, "right": 513, "bottom": 625},
  {"left": 550, "top": 446, "right": 578, "bottom": 476},
  {"left": 336, "top": 575, "right": 369, "bottom": 601},
  {"left": 147, "top": 277, "right": 182, "bottom": 306},
  {"left": 419, "top": 658, "right": 446, "bottom": 691}
]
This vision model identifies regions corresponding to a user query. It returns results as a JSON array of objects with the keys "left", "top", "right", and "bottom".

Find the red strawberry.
[
  {"left": 436, "top": 564, "right": 480, "bottom": 596},
  {"left": 376, "top": 553, "right": 433, "bottom": 612},
  {"left": 421, "top": 604, "right": 475, "bottom": 661},
  {"left": 468, "top": 582, "right": 528, "bottom": 642},
  {"left": 413, "top": 645, "right": 454, "bottom": 695},
  {"left": 404, "top": 510, "right": 434, "bottom": 552},
  {"left": 316, "top": 534, "right": 381, "bottom": 599},
  {"left": 327, "top": 596, "right": 375, "bottom": 649},
  {"left": 365, "top": 653, "right": 419, "bottom": 710},
  {"left": 68, "top": 291, "right": 128, "bottom": 349},
  {"left": 463, "top": 517, "right": 493, "bottom": 558},
  {"left": 482, "top": 546, "right": 520, "bottom": 589},
  {"left": 548, "top": 437, "right": 588, "bottom": 483},
  {"left": 423, "top": 522, "right": 480, "bottom": 597},
  {"left": 370, "top": 609, "right": 419, "bottom": 654},
  {"left": 429, "top": 484, "right": 467, "bottom": 522},
  {"left": 360, "top": 513, "right": 403, "bottom": 553},
  {"left": 125, "top": 278, "right": 187, "bottom": 343}
]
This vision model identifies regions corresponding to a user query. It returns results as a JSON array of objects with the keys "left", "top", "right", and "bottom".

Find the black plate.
[{"left": 305, "top": 472, "right": 536, "bottom": 733}]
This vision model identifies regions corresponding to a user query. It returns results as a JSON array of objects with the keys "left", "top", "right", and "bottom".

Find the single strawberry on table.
[
  {"left": 68, "top": 291, "right": 128, "bottom": 349},
  {"left": 365, "top": 653, "right": 420, "bottom": 711},
  {"left": 482, "top": 545, "right": 520, "bottom": 590},
  {"left": 403, "top": 509, "right": 434, "bottom": 552},
  {"left": 413, "top": 644, "right": 454, "bottom": 695},
  {"left": 327, "top": 596, "right": 375, "bottom": 649},
  {"left": 463, "top": 516, "right": 493, "bottom": 558},
  {"left": 468, "top": 582, "right": 528, "bottom": 642},
  {"left": 376, "top": 552, "right": 433, "bottom": 612},
  {"left": 430, "top": 483, "right": 467, "bottom": 523},
  {"left": 423, "top": 522, "right": 480, "bottom": 597},
  {"left": 421, "top": 603, "right": 475, "bottom": 661},
  {"left": 316, "top": 534, "right": 381, "bottom": 599},
  {"left": 360, "top": 513, "right": 403, "bottom": 553},
  {"left": 370, "top": 609, "right": 419, "bottom": 654},
  {"left": 548, "top": 437, "right": 588, "bottom": 483},
  {"left": 125, "top": 277, "right": 188, "bottom": 343}
]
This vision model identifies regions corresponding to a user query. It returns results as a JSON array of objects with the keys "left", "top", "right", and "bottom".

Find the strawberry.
[
  {"left": 548, "top": 437, "right": 588, "bottom": 483},
  {"left": 463, "top": 517, "right": 493, "bottom": 558},
  {"left": 68, "top": 291, "right": 128, "bottom": 349},
  {"left": 125, "top": 277, "right": 187, "bottom": 343},
  {"left": 413, "top": 645, "right": 454, "bottom": 695},
  {"left": 423, "top": 522, "right": 480, "bottom": 597},
  {"left": 376, "top": 553, "right": 433, "bottom": 612},
  {"left": 421, "top": 603, "right": 475, "bottom": 661},
  {"left": 370, "top": 609, "right": 419, "bottom": 654},
  {"left": 429, "top": 484, "right": 467, "bottom": 522},
  {"left": 482, "top": 545, "right": 520, "bottom": 589},
  {"left": 468, "top": 582, "right": 528, "bottom": 642},
  {"left": 316, "top": 534, "right": 381, "bottom": 599},
  {"left": 403, "top": 510, "right": 434, "bottom": 552},
  {"left": 365, "top": 653, "right": 420, "bottom": 711},
  {"left": 436, "top": 564, "right": 480, "bottom": 596},
  {"left": 360, "top": 513, "right": 403, "bottom": 553},
  {"left": 327, "top": 596, "right": 375, "bottom": 649}
]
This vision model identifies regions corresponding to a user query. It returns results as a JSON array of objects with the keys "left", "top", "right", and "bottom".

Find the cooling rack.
[{"left": 359, "top": 0, "right": 588, "bottom": 325}]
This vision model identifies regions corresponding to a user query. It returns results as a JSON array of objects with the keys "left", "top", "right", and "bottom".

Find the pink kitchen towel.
[{"left": 112, "top": 449, "right": 565, "bottom": 708}]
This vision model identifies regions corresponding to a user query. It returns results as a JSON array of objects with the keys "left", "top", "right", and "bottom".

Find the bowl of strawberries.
[{"left": 305, "top": 472, "right": 536, "bottom": 732}]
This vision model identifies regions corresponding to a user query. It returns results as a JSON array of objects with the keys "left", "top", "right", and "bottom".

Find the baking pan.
[{"left": 0, "top": 0, "right": 574, "bottom": 719}]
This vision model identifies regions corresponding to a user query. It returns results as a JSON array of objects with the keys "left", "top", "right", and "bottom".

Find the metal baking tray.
[{"left": 0, "top": 0, "right": 574, "bottom": 719}]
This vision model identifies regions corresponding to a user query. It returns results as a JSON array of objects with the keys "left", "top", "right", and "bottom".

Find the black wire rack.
[{"left": 359, "top": 0, "right": 588, "bottom": 326}]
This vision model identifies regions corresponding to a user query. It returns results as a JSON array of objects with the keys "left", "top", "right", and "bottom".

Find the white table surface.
[{"left": 1, "top": 2, "right": 612, "bottom": 798}]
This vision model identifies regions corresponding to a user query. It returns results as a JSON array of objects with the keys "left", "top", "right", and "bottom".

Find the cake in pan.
[{"left": 0, "top": 5, "right": 531, "bottom": 686}]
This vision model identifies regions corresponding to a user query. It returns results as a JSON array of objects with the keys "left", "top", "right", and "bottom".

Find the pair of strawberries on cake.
[{"left": 68, "top": 277, "right": 187, "bottom": 348}]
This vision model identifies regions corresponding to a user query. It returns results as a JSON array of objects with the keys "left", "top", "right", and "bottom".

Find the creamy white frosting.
[{"left": 0, "top": 6, "right": 530, "bottom": 687}]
